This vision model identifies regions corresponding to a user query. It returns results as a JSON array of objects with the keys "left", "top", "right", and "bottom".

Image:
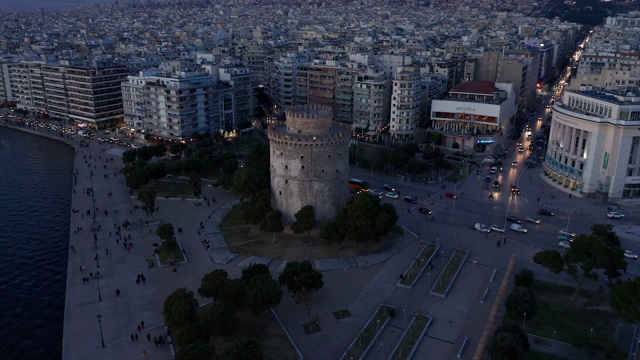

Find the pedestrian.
[
  {"left": 503, "top": 238, "right": 507, "bottom": 245},
  {"left": 147, "top": 333, "right": 151, "bottom": 342},
  {"left": 131, "top": 334, "right": 135, "bottom": 342},
  {"left": 158, "top": 335, "right": 164, "bottom": 344},
  {"left": 173, "top": 267, "right": 177, "bottom": 275},
  {"left": 569, "top": 193, "right": 572, "bottom": 199},
  {"left": 135, "top": 333, "right": 139, "bottom": 341},
  {"left": 141, "top": 274, "right": 146, "bottom": 284},
  {"left": 116, "top": 288, "right": 121, "bottom": 297},
  {"left": 70, "top": 245, "right": 76, "bottom": 254},
  {"left": 141, "top": 320, "right": 145, "bottom": 328},
  {"left": 496, "top": 240, "right": 501, "bottom": 248},
  {"left": 137, "top": 324, "right": 142, "bottom": 333},
  {"left": 105, "top": 248, "right": 109, "bottom": 255},
  {"left": 153, "top": 337, "right": 158, "bottom": 347},
  {"left": 143, "top": 350, "right": 147, "bottom": 358}
]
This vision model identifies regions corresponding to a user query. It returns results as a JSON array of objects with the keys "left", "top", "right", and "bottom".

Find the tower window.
[
  {"left": 321, "top": 169, "right": 324, "bottom": 172},
  {"left": 301, "top": 155, "right": 304, "bottom": 159},
  {"left": 279, "top": 191, "right": 281, "bottom": 195},
  {"left": 285, "top": 165, "right": 288, "bottom": 169},
  {"left": 301, "top": 165, "right": 305, "bottom": 170},
  {"left": 285, "top": 179, "right": 288, "bottom": 184},
  {"left": 328, "top": 155, "right": 331, "bottom": 158}
]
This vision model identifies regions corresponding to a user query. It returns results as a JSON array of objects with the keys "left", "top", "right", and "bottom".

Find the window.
[
  {"left": 285, "top": 179, "right": 288, "bottom": 184},
  {"left": 301, "top": 156, "right": 304, "bottom": 159},
  {"left": 301, "top": 165, "right": 305, "bottom": 170},
  {"left": 285, "top": 165, "right": 288, "bottom": 169}
]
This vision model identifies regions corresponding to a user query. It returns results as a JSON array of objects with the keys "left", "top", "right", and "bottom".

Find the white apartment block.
[
  {"left": 122, "top": 62, "right": 234, "bottom": 141},
  {"left": 545, "top": 88, "right": 640, "bottom": 200},
  {"left": 390, "top": 67, "right": 422, "bottom": 139},
  {"left": 353, "top": 68, "right": 390, "bottom": 131},
  {"left": 218, "top": 64, "right": 256, "bottom": 125},
  {"left": 430, "top": 81, "right": 517, "bottom": 154},
  {"left": 0, "top": 54, "right": 20, "bottom": 104}
]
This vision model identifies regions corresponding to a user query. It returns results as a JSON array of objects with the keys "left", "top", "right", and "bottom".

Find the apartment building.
[
  {"left": 430, "top": 81, "right": 516, "bottom": 154},
  {"left": 218, "top": 64, "right": 256, "bottom": 125},
  {"left": 0, "top": 54, "right": 20, "bottom": 104},
  {"left": 390, "top": 66, "right": 422, "bottom": 139},
  {"left": 545, "top": 88, "right": 640, "bottom": 200},
  {"left": 352, "top": 67, "right": 390, "bottom": 131},
  {"left": 122, "top": 61, "right": 233, "bottom": 141}
]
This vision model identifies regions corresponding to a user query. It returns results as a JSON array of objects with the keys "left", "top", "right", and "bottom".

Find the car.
[
  {"left": 493, "top": 180, "right": 500, "bottom": 188},
  {"left": 474, "top": 223, "right": 490, "bottom": 233},
  {"left": 558, "top": 240, "right": 571, "bottom": 249},
  {"left": 510, "top": 185, "right": 520, "bottom": 195},
  {"left": 506, "top": 215, "right": 522, "bottom": 224},
  {"left": 557, "top": 235, "right": 573, "bottom": 242},
  {"left": 489, "top": 166, "right": 498, "bottom": 174},
  {"left": 489, "top": 224, "right": 505, "bottom": 233},
  {"left": 624, "top": 250, "right": 639, "bottom": 259},
  {"left": 385, "top": 192, "right": 399, "bottom": 199},
  {"left": 525, "top": 216, "right": 541, "bottom": 224},
  {"left": 417, "top": 207, "right": 432, "bottom": 215},
  {"left": 607, "top": 211, "right": 625, "bottom": 219},
  {"left": 518, "top": 147, "right": 525, "bottom": 153},
  {"left": 516, "top": 141, "right": 522, "bottom": 146},
  {"left": 558, "top": 229, "right": 576, "bottom": 238},
  {"left": 484, "top": 176, "right": 492, "bottom": 183},
  {"left": 371, "top": 189, "right": 384, "bottom": 198},
  {"left": 511, "top": 161, "right": 518, "bottom": 167},
  {"left": 510, "top": 223, "right": 528, "bottom": 233},
  {"left": 444, "top": 192, "right": 457, "bottom": 199},
  {"left": 382, "top": 184, "right": 396, "bottom": 192},
  {"left": 402, "top": 196, "right": 417, "bottom": 203},
  {"left": 494, "top": 159, "right": 503, "bottom": 166},
  {"left": 537, "top": 209, "right": 554, "bottom": 216}
]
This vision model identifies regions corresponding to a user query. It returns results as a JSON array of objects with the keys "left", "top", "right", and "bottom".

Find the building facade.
[
  {"left": 430, "top": 81, "right": 517, "bottom": 154},
  {"left": 267, "top": 104, "right": 350, "bottom": 224},
  {"left": 544, "top": 88, "right": 640, "bottom": 200},
  {"left": 390, "top": 66, "right": 422, "bottom": 139}
]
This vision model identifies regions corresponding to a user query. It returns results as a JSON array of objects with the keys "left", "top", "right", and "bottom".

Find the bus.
[{"left": 348, "top": 178, "right": 371, "bottom": 193}]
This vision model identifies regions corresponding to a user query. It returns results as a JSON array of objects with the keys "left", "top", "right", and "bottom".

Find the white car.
[
  {"left": 525, "top": 216, "right": 541, "bottom": 224},
  {"left": 624, "top": 250, "right": 639, "bottom": 259},
  {"left": 607, "top": 211, "right": 625, "bottom": 219},
  {"left": 474, "top": 223, "right": 491, "bottom": 233},
  {"left": 511, "top": 161, "right": 518, "bottom": 167},
  {"left": 371, "top": 189, "right": 384, "bottom": 198},
  {"left": 510, "top": 223, "right": 528, "bottom": 233},
  {"left": 385, "top": 192, "right": 399, "bottom": 199},
  {"left": 558, "top": 241, "right": 571, "bottom": 249},
  {"left": 489, "top": 225, "right": 505, "bottom": 233},
  {"left": 489, "top": 166, "right": 498, "bottom": 174}
]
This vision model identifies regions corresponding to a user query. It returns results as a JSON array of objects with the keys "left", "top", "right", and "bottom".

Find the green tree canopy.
[
  {"left": 137, "top": 186, "right": 157, "bottom": 216},
  {"left": 514, "top": 268, "right": 535, "bottom": 288},
  {"left": 202, "top": 300, "right": 238, "bottom": 336},
  {"left": 175, "top": 319, "right": 210, "bottom": 349},
  {"left": 224, "top": 338, "right": 263, "bottom": 360},
  {"left": 165, "top": 160, "right": 184, "bottom": 177},
  {"left": 156, "top": 222, "right": 175, "bottom": 240},
  {"left": 189, "top": 175, "right": 202, "bottom": 199},
  {"left": 198, "top": 269, "right": 229, "bottom": 299},
  {"left": 260, "top": 210, "right": 284, "bottom": 243},
  {"left": 278, "top": 260, "right": 323, "bottom": 302},
  {"left": 238, "top": 188, "right": 272, "bottom": 225},
  {"left": 162, "top": 288, "right": 199, "bottom": 331},
  {"left": 505, "top": 287, "right": 537, "bottom": 320},
  {"left": 247, "top": 274, "right": 283, "bottom": 314},
  {"left": 610, "top": 278, "right": 640, "bottom": 323},
  {"left": 221, "top": 278, "right": 247, "bottom": 311},
  {"left": 241, "top": 263, "right": 271, "bottom": 283},
  {"left": 122, "top": 148, "right": 137, "bottom": 163},
  {"left": 174, "top": 341, "right": 214, "bottom": 360},
  {"left": 488, "top": 323, "right": 530, "bottom": 360},
  {"left": 291, "top": 205, "right": 315, "bottom": 243}
]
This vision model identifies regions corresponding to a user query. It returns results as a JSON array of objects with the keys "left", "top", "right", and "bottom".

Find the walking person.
[{"left": 147, "top": 333, "right": 151, "bottom": 342}]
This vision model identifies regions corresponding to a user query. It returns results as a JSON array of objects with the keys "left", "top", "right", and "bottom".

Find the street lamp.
[
  {"left": 427, "top": 273, "right": 431, "bottom": 291},
  {"left": 97, "top": 314, "right": 105, "bottom": 348},
  {"left": 553, "top": 330, "right": 557, "bottom": 341},
  {"left": 380, "top": 342, "right": 384, "bottom": 359},
  {"left": 97, "top": 275, "right": 102, "bottom": 302},
  {"left": 403, "top": 309, "right": 407, "bottom": 328},
  {"left": 590, "top": 328, "right": 593, "bottom": 340},
  {"left": 523, "top": 312, "right": 527, "bottom": 330}
]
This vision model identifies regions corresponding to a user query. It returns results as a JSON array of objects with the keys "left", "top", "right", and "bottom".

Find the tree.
[
  {"left": 163, "top": 288, "right": 199, "bottom": 331},
  {"left": 247, "top": 274, "right": 283, "bottom": 314},
  {"left": 175, "top": 341, "right": 214, "bottom": 360},
  {"left": 514, "top": 269, "right": 535, "bottom": 288},
  {"left": 278, "top": 260, "right": 323, "bottom": 302},
  {"left": 238, "top": 188, "right": 272, "bottom": 225},
  {"left": 175, "top": 320, "right": 210, "bottom": 349},
  {"left": 156, "top": 223, "right": 175, "bottom": 240},
  {"left": 126, "top": 167, "right": 151, "bottom": 189},
  {"left": 202, "top": 300, "right": 238, "bottom": 336},
  {"left": 189, "top": 175, "right": 202, "bottom": 200},
  {"left": 137, "top": 145, "right": 155, "bottom": 161},
  {"left": 224, "top": 338, "right": 263, "bottom": 360},
  {"left": 291, "top": 205, "right": 315, "bottom": 244},
  {"left": 590, "top": 223, "right": 620, "bottom": 247},
  {"left": 505, "top": 287, "right": 537, "bottom": 320},
  {"left": 326, "top": 193, "right": 398, "bottom": 243},
  {"left": 610, "top": 278, "right": 640, "bottom": 323},
  {"left": 260, "top": 210, "right": 284, "bottom": 244},
  {"left": 319, "top": 219, "right": 344, "bottom": 244},
  {"left": 221, "top": 278, "right": 247, "bottom": 311},
  {"left": 199, "top": 269, "right": 229, "bottom": 299},
  {"left": 165, "top": 160, "right": 184, "bottom": 177},
  {"left": 241, "top": 263, "right": 271, "bottom": 283},
  {"left": 151, "top": 143, "right": 167, "bottom": 160},
  {"left": 137, "top": 186, "right": 157, "bottom": 217},
  {"left": 488, "top": 323, "right": 530, "bottom": 360},
  {"left": 122, "top": 148, "right": 137, "bottom": 163}
]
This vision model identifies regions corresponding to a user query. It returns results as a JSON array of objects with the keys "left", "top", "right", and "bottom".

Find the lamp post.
[
  {"left": 553, "top": 330, "right": 556, "bottom": 341},
  {"left": 97, "top": 275, "right": 102, "bottom": 302},
  {"left": 427, "top": 273, "right": 431, "bottom": 291},
  {"left": 97, "top": 314, "right": 105, "bottom": 348},
  {"left": 523, "top": 312, "right": 527, "bottom": 330},
  {"left": 590, "top": 328, "right": 593, "bottom": 340},
  {"left": 380, "top": 342, "right": 384, "bottom": 359},
  {"left": 403, "top": 309, "right": 407, "bottom": 328},
  {"left": 566, "top": 208, "right": 572, "bottom": 232}
]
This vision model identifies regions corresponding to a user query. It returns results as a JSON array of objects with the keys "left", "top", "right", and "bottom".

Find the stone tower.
[{"left": 267, "top": 104, "right": 351, "bottom": 224}]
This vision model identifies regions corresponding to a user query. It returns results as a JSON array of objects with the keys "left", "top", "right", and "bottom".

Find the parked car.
[
  {"left": 493, "top": 181, "right": 500, "bottom": 188},
  {"left": 417, "top": 207, "right": 432, "bottom": 215},
  {"left": 444, "top": 192, "right": 457, "bottom": 199},
  {"left": 558, "top": 229, "right": 576, "bottom": 238},
  {"left": 385, "top": 192, "right": 399, "bottom": 199},
  {"left": 607, "top": 211, "right": 625, "bottom": 219},
  {"left": 537, "top": 208, "right": 554, "bottom": 216},
  {"left": 489, "top": 167, "right": 498, "bottom": 174},
  {"left": 506, "top": 215, "right": 522, "bottom": 224},
  {"left": 402, "top": 196, "right": 417, "bottom": 203},
  {"left": 489, "top": 225, "right": 505, "bottom": 233},
  {"left": 474, "top": 223, "right": 490, "bottom": 233},
  {"left": 510, "top": 223, "right": 528, "bottom": 233},
  {"left": 382, "top": 184, "right": 396, "bottom": 192},
  {"left": 371, "top": 189, "right": 384, "bottom": 197},
  {"left": 525, "top": 216, "right": 541, "bottom": 224},
  {"left": 484, "top": 176, "right": 492, "bottom": 183},
  {"left": 558, "top": 235, "right": 573, "bottom": 242},
  {"left": 558, "top": 240, "right": 571, "bottom": 249},
  {"left": 624, "top": 250, "right": 639, "bottom": 259}
]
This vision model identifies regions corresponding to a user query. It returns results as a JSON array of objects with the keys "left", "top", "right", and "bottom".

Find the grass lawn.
[
  {"left": 147, "top": 179, "right": 194, "bottom": 198},
  {"left": 504, "top": 280, "right": 619, "bottom": 355},
  {"left": 344, "top": 304, "right": 394, "bottom": 360},
  {"left": 431, "top": 249, "right": 468, "bottom": 295},
  {"left": 157, "top": 239, "right": 185, "bottom": 265},
  {"left": 526, "top": 350, "right": 568, "bottom": 360},
  {"left": 399, "top": 243, "right": 438, "bottom": 286},
  {"left": 389, "top": 314, "right": 431, "bottom": 359}
]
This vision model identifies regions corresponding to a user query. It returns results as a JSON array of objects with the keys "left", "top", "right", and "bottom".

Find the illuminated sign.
[{"left": 476, "top": 139, "right": 496, "bottom": 144}]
